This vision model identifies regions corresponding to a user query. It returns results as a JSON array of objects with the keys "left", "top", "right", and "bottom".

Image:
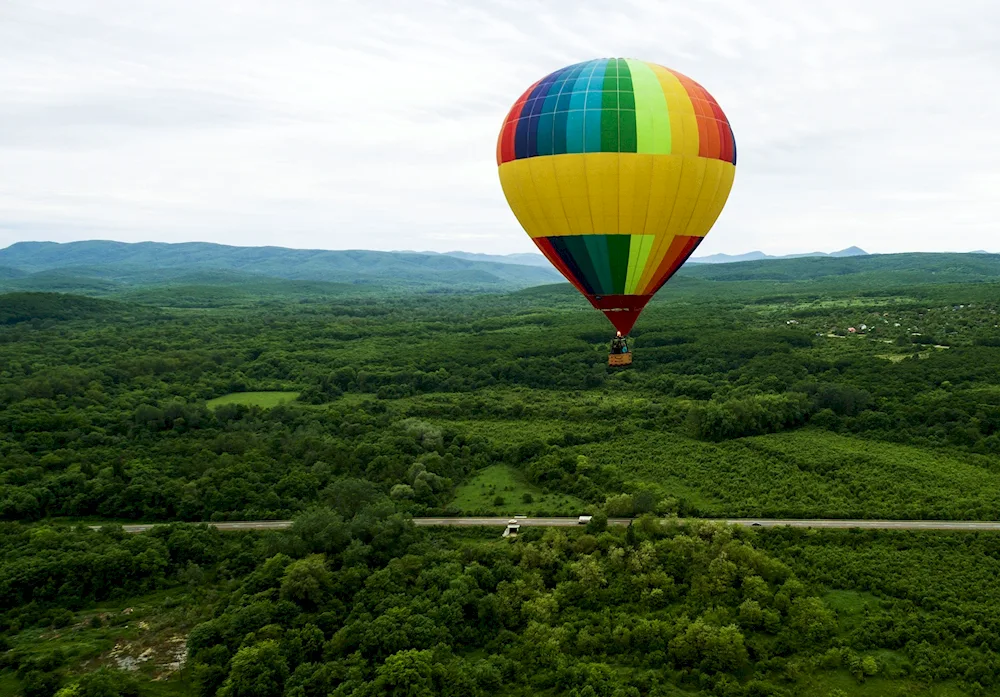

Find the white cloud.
[{"left": 1, "top": 0, "right": 998, "bottom": 254}]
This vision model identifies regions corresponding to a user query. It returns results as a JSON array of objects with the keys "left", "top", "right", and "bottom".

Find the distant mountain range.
[
  {"left": 431, "top": 251, "right": 553, "bottom": 268},
  {"left": 0, "top": 240, "right": 561, "bottom": 292},
  {"left": 2, "top": 241, "right": 998, "bottom": 301},
  {"left": 687, "top": 246, "right": 869, "bottom": 264},
  {"left": 422, "top": 246, "right": 871, "bottom": 267}
]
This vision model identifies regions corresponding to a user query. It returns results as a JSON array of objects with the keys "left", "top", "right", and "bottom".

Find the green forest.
[{"left": 3, "top": 250, "right": 1000, "bottom": 696}]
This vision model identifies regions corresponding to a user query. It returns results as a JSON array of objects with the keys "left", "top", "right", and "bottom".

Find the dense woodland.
[{"left": 2, "top": 251, "right": 1000, "bottom": 695}]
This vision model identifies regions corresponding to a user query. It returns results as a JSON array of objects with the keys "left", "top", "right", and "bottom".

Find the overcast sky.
[{"left": 2, "top": 1, "right": 998, "bottom": 256}]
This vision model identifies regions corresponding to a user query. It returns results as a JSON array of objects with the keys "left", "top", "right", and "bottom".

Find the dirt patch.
[
  {"left": 155, "top": 636, "right": 188, "bottom": 680},
  {"left": 105, "top": 632, "right": 187, "bottom": 678}
]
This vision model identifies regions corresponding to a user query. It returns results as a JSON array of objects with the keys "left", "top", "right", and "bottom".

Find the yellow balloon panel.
[
  {"left": 499, "top": 153, "right": 733, "bottom": 238},
  {"left": 498, "top": 152, "right": 734, "bottom": 297}
]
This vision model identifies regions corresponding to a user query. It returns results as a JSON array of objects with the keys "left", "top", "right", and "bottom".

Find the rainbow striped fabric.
[
  {"left": 497, "top": 58, "right": 737, "bottom": 335},
  {"left": 497, "top": 58, "right": 736, "bottom": 164}
]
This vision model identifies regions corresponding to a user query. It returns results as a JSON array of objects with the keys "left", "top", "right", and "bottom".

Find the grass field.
[
  {"left": 426, "top": 397, "right": 1000, "bottom": 520},
  {"left": 449, "top": 464, "right": 589, "bottom": 515},
  {"left": 0, "top": 673, "right": 21, "bottom": 697},
  {"left": 206, "top": 391, "right": 300, "bottom": 408},
  {"left": 579, "top": 428, "right": 1000, "bottom": 519}
]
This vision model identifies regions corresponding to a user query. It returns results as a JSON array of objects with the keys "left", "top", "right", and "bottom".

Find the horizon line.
[{"left": 0, "top": 238, "right": 996, "bottom": 258}]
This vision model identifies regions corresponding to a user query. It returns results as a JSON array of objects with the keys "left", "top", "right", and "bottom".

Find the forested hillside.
[
  {"left": 0, "top": 241, "right": 560, "bottom": 292},
  {"left": 0, "top": 293, "right": 140, "bottom": 326}
]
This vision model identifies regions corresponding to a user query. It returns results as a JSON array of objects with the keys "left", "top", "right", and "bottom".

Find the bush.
[
  {"left": 24, "top": 671, "right": 62, "bottom": 697},
  {"left": 60, "top": 668, "right": 141, "bottom": 697},
  {"left": 50, "top": 609, "right": 74, "bottom": 628}
]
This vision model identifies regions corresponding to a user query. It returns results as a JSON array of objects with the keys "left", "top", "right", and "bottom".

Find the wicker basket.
[{"left": 608, "top": 352, "right": 633, "bottom": 367}]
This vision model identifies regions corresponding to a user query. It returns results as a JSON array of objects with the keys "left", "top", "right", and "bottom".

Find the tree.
[
  {"left": 669, "top": 619, "right": 748, "bottom": 673},
  {"left": 390, "top": 484, "right": 415, "bottom": 500},
  {"left": 604, "top": 494, "right": 634, "bottom": 517},
  {"left": 291, "top": 509, "right": 348, "bottom": 555},
  {"left": 280, "top": 555, "right": 333, "bottom": 608},
  {"left": 633, "top": 489, "right": 657, "bottom": 514},
  {"left": 586, "top": 511, "right": 608, "bottom": 534},
  {"left": 399, "top": 419, "right": 443, "bottom": 451},
  {"left": 193, "top": 661, "right": 229, "bottom": 697},
  {"left": 697, "top": 554, "right": 739, "bottom": 601},
  {"left": 738, "top": 599, "right": 764, "bottom": 629},
  {"left": 323, "top": 478, "right": 381, "bottom": 518},
  {"left": 373, "top": 649, "right": 436, "bottom": 697},
  {"left": 787, "top": 596, "right": 837, "bottom": 642},
  {"left": 243, "top": 554, "right": 291, "bottom": 594},
  {"left": 218, "top": 641, "right": 289, "bottom": 697}
]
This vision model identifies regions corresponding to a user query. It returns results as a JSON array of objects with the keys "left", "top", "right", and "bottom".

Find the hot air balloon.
[{"left": 497, "top": 58, "right": 736, "bottom": 364}]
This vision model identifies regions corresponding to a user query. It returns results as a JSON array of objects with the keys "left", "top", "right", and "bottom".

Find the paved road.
[
  {"left": 100, "top": 520, "right": 295, "bottom": 534},
  {"left": 94, "top": 517, "right": 1000, "bottom": 534},
  {"left": 412, "top": 517, "right": 633, "bottom": 527}
]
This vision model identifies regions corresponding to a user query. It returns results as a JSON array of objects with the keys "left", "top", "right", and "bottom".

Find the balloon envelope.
[{"left": 497, "top": 58, "right": 736, "bottom": 335}]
